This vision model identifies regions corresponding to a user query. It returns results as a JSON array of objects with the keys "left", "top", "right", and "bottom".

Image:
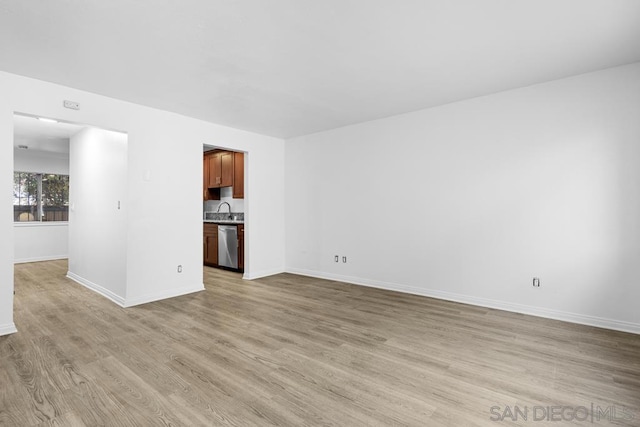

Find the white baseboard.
[
  {"left": 67, "top": 271, "right": 204, "bottom": 308},
  {"left": 15, "top": 255, "right": 68, "bottom": 264},
  {"left": 244, "top": 267, "right": 285, "bottom": 280},
  {"left": 0, "top": 323, "right": 18, "bottom": 336},
  {"left": 66, "top": 271, "right": 126, "bottom": 307},
  {"left": 286, "top": 268, "right": 640, "bottom": 335},
  {"left": 123, "top": 284, "right": 205, "bottom": 307}
]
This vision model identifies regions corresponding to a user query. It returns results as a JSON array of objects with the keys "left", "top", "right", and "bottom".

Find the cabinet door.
[
  {"left": 220, "top": 151, "right": 234, "bottom": 187},
  {"left": 204, "top": 224, "right": 218, "bottom": 266},
  {"left": 208, "top": 153, "right": 222, "bottom": 188},
  {"left": 204, "top": 153, "right": 220, "bottom": 200},
  {"left": 203, "top": 155, "right": 209, "bottom": 200},
  {"left": 237, "top": 224, "right": 244, "bottom": 271},
  {"left": 233, "top": 152, "right": 244, "bottom": 199},
  {"left": 205, "top": 235, "right": 218, "bottom": 266}
]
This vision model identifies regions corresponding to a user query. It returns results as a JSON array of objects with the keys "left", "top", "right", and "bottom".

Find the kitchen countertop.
[{"left": 204, "top": 219, "right": 244, "bottom": 225}]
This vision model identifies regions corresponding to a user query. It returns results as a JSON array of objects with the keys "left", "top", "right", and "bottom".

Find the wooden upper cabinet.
[
  {"left": 203, "top": 155, "right": 209, "bottom": 199},
  {"left": 203, "top": 150, "right": 243, "bottom": 200},
  {"left": 233, "top": 152, "right": 244, "bottom": 199},
  {"left": 220, "top": 151, "right": 233, "bottom": 187},
  {"left": 206, "top": 150, "right": 233, "bottom": 188},
  {"left": 203, "top": 152, "right": 219, "bottom": 200},
  {"left": 208, "top": 152, "right": 222, "bottom": 188}
]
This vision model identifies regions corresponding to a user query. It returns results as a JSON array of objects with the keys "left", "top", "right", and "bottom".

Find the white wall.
[
  {"left": 0, "top": 71, "right": 286, "bottom": 334},
  {"left": 13, "top": 148, "right": 70, "bottom": 264},
  {"left": 285, "top": 62, "right": 640, "bottom": 334},
  {"left": 0, "top": 102, "right": 15, "bottom": 335},
  {"left": 14, "top": 223, "right": 68, "bottom": 264},
  {"left": 67, "top": 128, "right": 128, "bottom": 304},
  {"left": 14, "top": 148, "right": 69, "bottom": 174}
]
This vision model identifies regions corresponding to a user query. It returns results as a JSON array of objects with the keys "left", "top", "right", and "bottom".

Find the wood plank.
[{"left": 5, "top": 260, "right": 640, "bottom": 426}]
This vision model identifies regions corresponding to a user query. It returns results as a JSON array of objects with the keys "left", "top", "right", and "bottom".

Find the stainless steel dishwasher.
[{"left": 218, "top": 225, "right": 238, "bottom": 269}]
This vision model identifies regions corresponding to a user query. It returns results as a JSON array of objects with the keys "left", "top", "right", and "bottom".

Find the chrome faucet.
[{"left": 217, "top": 201, "right": 232, "bottom": 218}]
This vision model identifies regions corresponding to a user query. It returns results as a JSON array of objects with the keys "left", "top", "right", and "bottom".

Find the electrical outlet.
[
  {"left": 334, "top": 255, "right": 339, "bottom": 262},
  {"left": 177, "top": 265, "right": 183, "bottom": 273},
  {"left": 342, "top": 256, "right": 347, "bottom": 263},
  {"left": 533, "top": 277, "right": 540, "bottom": 287},
  {"left": 63, "top": 100, "right": 80, "bottom": 110}
]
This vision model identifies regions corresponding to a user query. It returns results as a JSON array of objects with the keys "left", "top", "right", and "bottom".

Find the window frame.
[{"left": 13, "top": 171, "right": 70, "bottom": 223}]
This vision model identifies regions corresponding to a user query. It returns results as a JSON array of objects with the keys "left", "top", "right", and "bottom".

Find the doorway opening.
[
  {"left": 13, "top": 113, "right": 79, "bottom": 264},
  {"left": 202, "top": 144, "right": 246, "bottom": 279},
  {"left": 13, "top": 112, "right": 129, "bottom": 305}
]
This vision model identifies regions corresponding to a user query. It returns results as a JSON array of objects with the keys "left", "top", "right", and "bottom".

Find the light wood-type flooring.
[{"left": 2, "top": 260, "right": 639, "bottom": 426}]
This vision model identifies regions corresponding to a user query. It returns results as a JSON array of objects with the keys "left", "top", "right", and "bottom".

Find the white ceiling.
[
  {"left": 13, "top": 114, "right": 84, "bottom": 154},
  {"left": 1, "top": 1, "right": 640, "bottom": 139}
]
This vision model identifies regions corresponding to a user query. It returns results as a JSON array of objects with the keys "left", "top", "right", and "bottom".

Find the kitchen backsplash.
[
  {"left": 204, "top": 211, "right": 244, "bottom": 221},
  {"left": 203, "top": 187, "right": 245, "bottom": 214}
]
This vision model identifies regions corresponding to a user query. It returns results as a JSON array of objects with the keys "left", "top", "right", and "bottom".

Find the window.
[{"left": 14, "top": 172, "right": 69, "bottom": 222}]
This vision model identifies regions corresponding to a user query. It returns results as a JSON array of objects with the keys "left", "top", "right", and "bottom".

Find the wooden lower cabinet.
[
  {"left": 204, "top": 222, "right": 244, "bottom": 271},
  {"left": 237, "top": 224, "right": 244, "bottom": 271},
  {"left": 204, "top": 223, "right": 218, "bottom": 266}
]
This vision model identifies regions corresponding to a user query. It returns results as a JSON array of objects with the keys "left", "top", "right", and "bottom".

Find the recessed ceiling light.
[{"left": 38, "top": 117, "right": 58, "bottom": 123}]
